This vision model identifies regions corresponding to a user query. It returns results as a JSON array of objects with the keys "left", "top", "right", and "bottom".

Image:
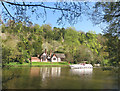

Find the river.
[{"left": 2, "top": 67, "right": 119, "bottom": 89}]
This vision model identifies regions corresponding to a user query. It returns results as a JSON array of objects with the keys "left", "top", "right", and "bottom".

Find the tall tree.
[
  {"left": 64, "top": 27, "right": 80, "bottom": 62},
  {"left": 91, "top": 2, "right": 120, "bottom": 66},
  {"left": 91, "top": 2, "right": 120, "bottom": 35}
]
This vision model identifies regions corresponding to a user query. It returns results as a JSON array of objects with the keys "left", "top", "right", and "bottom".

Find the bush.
[
  {"left": 91, "top": 61, "right": 95, "bottom": 66},
  {"left": 74, "top": 60, "right": 77, "bottom": 64},
  {"left": 19, "top": 57, "right": 24, "bottom": 64},
  {"left": 86, "top": 61, "right": 89, "bottom": 64},
  {"left": 25, "top": 59, "right": 29, "bottom": 63}
]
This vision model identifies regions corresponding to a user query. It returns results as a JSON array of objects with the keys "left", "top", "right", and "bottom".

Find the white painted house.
[
  {"left": 51, "top": 53, "right": 65, "bottom": 62},
  {"left": 31, "top": 49, "right": 66, "bottom": 63},
  {"left": 41, "top": 52, "right": 48, "bottom": 62}
]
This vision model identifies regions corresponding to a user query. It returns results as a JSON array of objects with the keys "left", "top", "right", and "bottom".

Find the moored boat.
[{"left": 69, "top": 63, "right": 93, "bottom": 69}]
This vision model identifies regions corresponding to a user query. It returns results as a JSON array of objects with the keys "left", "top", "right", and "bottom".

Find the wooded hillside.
[{"left": 1, "top": 20, "right": 119, "bottom": 66}]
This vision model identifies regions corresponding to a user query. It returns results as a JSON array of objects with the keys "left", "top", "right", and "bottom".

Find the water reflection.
[
  {"left": 30, "top": 67, "right": 61, "bottom": 80},
  {"left": 51, "top": 67, "right": 61, "bottom": 77},
  {"left": 30, "top": 67, "right": 40, "bottom": 77},
  {"left": 70, "top": 68, "right": 93, "bottom": 79},
  {"left": 40, "top": 67, "right": 61, "bottom": 82},
  {"left": 3, "top": 67, "right": 118, "bottom": 89}
]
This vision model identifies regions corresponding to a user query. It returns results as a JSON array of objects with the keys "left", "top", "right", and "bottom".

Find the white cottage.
[
  {"left": 41, "top": 52, "right": 48, "bottom": 62},
  {"left": 51, "top": 53, "right": 65, "bottom": 62}
]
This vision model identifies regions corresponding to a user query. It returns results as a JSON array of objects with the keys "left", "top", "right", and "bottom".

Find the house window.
[{"left": 53, "top": 58, "right": 56, "bottom": 60}]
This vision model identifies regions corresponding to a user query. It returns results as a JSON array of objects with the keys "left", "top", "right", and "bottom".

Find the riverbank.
[
  {"left": 3, "top": 62, "right": 119, "bottom": 69},
  {"left": 4, "top": 62, "right": 71, "bottom": 67}
]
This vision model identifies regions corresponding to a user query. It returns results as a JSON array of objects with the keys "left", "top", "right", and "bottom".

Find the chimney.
[{"left": 45, "top": 49, "right": 47, "bottom": 54}]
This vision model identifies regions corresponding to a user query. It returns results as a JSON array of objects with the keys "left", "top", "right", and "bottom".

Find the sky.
[
  {"left": 1, "top": 2, "right": 107, "bottom": 34},
  {"left": 28, "top": 2, "right": 104, "bottom": 34}
]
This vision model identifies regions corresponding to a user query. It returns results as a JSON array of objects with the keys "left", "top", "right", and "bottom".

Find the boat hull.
[{"left": 69, "top": 64, "right": 93, "bottom": 69}]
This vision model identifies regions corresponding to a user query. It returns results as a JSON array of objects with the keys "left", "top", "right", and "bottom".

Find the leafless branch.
[
  {"left": 5, "top": 1, "right": 80, "bottom": 14},
  {"left": 1, "top": 1, "right": 83, "bottom": 25},
  {"left": 1, "top": 1, "right": 15, "bottom": 20}
]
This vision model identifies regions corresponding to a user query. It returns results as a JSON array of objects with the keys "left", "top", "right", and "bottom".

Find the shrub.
[
  {"left": 86, "top": 61, "right": 89, "bottom": 64},
  {"left": 74, "top": 60, "right": 77, "bottom": 64},
  {"left": 19, "top": 57, "right": 24, "bottom": 64},
  {"left": 25, "top": 59, "right": 29, "bottom": 63},
  {"left": 91, "top": 61, "right": 95, "bottom": 66}
]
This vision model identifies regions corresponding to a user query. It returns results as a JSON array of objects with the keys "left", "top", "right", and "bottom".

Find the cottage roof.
[
  {"left": 41, "top": 52, "right": 48, "bottom": 57},
  {"left": 31, "top": 57, "right": 40, "bottom": 62},
  {"left": 53, "top": 53, "right": 65, "bottom": 58}
]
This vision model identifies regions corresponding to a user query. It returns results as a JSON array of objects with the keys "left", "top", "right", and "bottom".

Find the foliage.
[
  {"left": 1, "top": 20, "right": 117, "bottom": 66},
  {"left": 2, "top": 46, "right": 12, "bottom": 65},
  {"left": 74, "top": 59, "right": 78, "bottom": 64},
  {"left": 25, "top": 59, "right": 29, "bottom": 63},
  {"left": 1, "top": 2, "right": 119, "bottom": 67},
  {"left": 91, "top": 2, "right": 120, "bottom": 67},
  {"left": 19, "top": 57, "right": 24, "bottom": 64},
  {"left": 104, "top": 34, "right": 119, "bottom": 66},
  {"left": 74, "top": 45, "right": 93, "bottom": 63}
]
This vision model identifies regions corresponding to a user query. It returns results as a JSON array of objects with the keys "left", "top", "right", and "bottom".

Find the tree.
[
  {"left": 104, "top": 34, "right": 119, "bottom": 66},
  {"left": 91, "top": 2, "right": 119, "bottom": 35},
  {"left": 74, "top": 45, "right": 93, "bottom": 63},
  {"left": 1, "top": 1, "right": 119, "bottom": 32},
  {"left": 78, "top": 32, "right": 86, "bottom": 45},
  {"left": 34, "top": 24, "right": 43, "bottom": 34},
  {"left": 32, "top": 36, "right": 43, "bottom": 56},
  {"left": 85, "top": 31, "right": 101, "bottom": 54},
  {"left": 2, "top": 46, "right": 12, "bottom": 65},
  {"left": 1, "top": 1, "right": 89, "bottom": 25},
  {"left": 64, "top": 27, "right": 80, "bottom": 62},
  {"left": 42, "top": 24, "right": 52, "bottom": 40},
  {"left": 53, "top": 27, "right": 61, "bottom": 41},
  {"left": 60, "top": 28, "right": 66, "bottom": 41},
  {"left": 91, "top": 2, "right": 120, "bottom": 66}
]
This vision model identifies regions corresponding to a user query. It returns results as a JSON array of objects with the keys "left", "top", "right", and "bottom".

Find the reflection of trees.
[
  {"left": 0, "top": 68, "right": 1, "bottom": 90},
  {"left": 70, "top": 69, "right": 93, "bottom": 79},
  {"left": 2, "top": 68, "right": 21, "bottom": 89}
]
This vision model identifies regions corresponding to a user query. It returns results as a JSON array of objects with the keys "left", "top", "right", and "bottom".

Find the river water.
[{"left": 2, "top": 67, "right": 119, "bottom": 89}]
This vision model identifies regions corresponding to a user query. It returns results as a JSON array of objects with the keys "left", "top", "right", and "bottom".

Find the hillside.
[{"left": 1, "top": 21, "right": 118, "bottom": 66}]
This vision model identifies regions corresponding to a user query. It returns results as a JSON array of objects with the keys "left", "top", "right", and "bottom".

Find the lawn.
[
  {"left": 5, "top": 61, "right": 71, "bottom": 67},
  {"left": 31, "top": 62, "right": 69, "bottom": 65}
]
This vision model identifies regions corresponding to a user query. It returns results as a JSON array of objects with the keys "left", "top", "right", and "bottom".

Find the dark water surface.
[{"left": 2, "top": 67, "right": 119, "bottom": 89}]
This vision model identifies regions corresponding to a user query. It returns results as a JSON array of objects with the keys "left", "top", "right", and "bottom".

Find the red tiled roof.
[{"left": 31, "top": 57, "right": 40, "bottom": 62}]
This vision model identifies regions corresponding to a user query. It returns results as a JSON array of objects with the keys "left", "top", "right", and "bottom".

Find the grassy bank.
[{"left": 5, "top": 62, "right": 71, "bottom": 67}]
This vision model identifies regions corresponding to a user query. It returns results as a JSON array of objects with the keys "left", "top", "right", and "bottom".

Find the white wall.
[
  {"left": 51, "top": 56, "right": 57, "bottom": 62},
  {"left": 41, "top": 59, "right": 47, "bottom": 62},
  {"left": 57, "top": 58, "right": 61, "bottom": 62}
]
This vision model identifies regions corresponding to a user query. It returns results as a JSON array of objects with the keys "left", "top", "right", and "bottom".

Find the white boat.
[{"left": 69, "top": 63, "right": 93, "bottom": 69}]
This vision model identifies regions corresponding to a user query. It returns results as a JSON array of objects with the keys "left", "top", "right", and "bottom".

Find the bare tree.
[{"left": 1, "top": 1, "right": 90, "bottom": 25}]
